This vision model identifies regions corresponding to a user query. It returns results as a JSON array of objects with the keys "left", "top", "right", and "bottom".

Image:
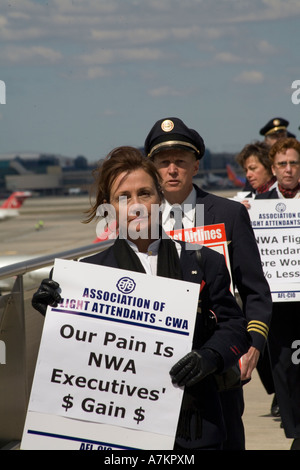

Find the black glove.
[
  {"left": 169, "top": 349, "right": 222, "bottom": 387},
  {"left": 32, "top": 279, "right": 61, "bottom": 316}
]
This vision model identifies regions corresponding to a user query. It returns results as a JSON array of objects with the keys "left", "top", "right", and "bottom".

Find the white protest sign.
[
  {"left": 248, "top": 199, "right": 300, "bottom": 302},
  {"left": 21, "top": 259, "right": 199, "bottom": 450}
]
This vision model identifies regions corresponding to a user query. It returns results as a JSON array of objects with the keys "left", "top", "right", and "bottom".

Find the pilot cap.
[
  {"left": 259, "top": 117, "right": 289, "bottom": 136},
  {"left": 144, "top": 117, "right": 205, "bottom": 159}
]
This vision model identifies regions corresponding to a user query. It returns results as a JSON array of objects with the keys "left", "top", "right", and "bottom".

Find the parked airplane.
[
  {"left": 205, "top": 172, "right": 230, "bottom": 188},
  {"left": 226, "top": 164, "right": 246, "bottom": 188},
  {"left": 0, "top": 191, "right": 32, "bottom": 220},
  {"left": 193, "top": 172, "right": 232, "bottom": 189}
]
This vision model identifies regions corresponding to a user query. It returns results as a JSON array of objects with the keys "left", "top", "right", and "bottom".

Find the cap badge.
[
  {"left": 273, "top": 119, "right": 280, "bottom": 126},
  {"left": 161, "top": 119, "right": 174, "bottom": 132}
]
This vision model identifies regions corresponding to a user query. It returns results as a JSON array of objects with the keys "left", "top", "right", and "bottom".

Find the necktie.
[{"left": 170, "top": 206, "right": 184, "bottom": 230}]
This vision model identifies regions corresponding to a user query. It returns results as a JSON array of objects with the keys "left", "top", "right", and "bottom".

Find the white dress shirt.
[
  {"left": 126, "top": 238, "right": 182, "bottom": 275},
  {"left": 161, "top": 187, "right": 197, "bottom": 231}
]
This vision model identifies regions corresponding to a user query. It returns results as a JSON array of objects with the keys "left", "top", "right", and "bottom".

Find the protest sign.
[
  {"left": 167, "top": 223, "right": 233, "bottom": 290},
  {"left": 248, "top": 199, "right": 300, "bottom": 302},
  {"left": 21, "top": 258, "right": 199, "bottom": 450}
]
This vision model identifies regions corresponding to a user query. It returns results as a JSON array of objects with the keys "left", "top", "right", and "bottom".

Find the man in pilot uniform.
[
  {"left": 259, "top": 117, "right": 289, "bottom": 147},
  {"left": 144, "top": 117, "right": 273, "bottom": 449}
]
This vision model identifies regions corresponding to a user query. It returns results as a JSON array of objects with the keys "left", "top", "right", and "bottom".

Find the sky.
[{"left": 0, "top": 0, "right": 299, "bottom": 162}]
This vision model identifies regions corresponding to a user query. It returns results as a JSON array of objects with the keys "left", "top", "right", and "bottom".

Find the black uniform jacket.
[
  {"left": 81, "top": 239, "right": 251, "bottom": 447},
  {"left": 82, "top": 240, "right": 251, "bottom": 372},
  {"left": 194, "top": 185, "right": 272, "bottom": 352},
  {"left": 255, "top": 188, "right": 279, "bottom": 199}
]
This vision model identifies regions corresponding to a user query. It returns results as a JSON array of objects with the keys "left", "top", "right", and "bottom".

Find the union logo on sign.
[
  {"left": 275, "top": 202, "right": 286, "bottom": 213},
  {"left": 116, "top": 277, "right": 136, "bottom": 294}
]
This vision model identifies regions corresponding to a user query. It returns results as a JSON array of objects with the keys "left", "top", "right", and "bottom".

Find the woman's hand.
[{"left": 32, "top": 279, "right": 61, "bottom": 316}]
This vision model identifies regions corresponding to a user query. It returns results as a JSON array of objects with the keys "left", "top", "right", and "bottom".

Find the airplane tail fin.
[
  {"left": 0, "top": 191, "right": 32, "bottom": 209},
  {"left": 226, "top": 164, "right": 245, "bottom": 188},
  {"left": 93, "top": 220, "right": 118, "bottom": 243}
]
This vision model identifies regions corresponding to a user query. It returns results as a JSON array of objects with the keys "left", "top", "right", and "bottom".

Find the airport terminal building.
[
  {"left": 0, "top": 152, "right": 94, "bottom": 196},
  {"left": 0, "top": 149, "right": 238, "bottom": 196}
]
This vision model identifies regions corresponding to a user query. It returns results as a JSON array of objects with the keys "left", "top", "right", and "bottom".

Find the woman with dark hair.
[
  {"left": 235, "top": 141, "right": 276, "bottom": 207},
  {"left": 32, "top": 146, "right": 250, "bottom": 450}
]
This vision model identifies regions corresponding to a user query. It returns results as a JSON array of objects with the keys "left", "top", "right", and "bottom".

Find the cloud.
[
  {"left": 234, "top": 70, "right": 265, "bottom": 84},
  {"left": 256, "top": 40, "right": 277, "bottom": 55},
  {"left": 102, "top": 109, "right": 121, "bottom": 117},
  {"left": 86, "top": 66, "right": 111, "bottom": 79},
  {"left": 90, "top": 27, "right": 201, "bottom": 46},
  {"left": 80, "top": 47, "right": 166, "bottom": 66},
  {"left": 52, "top": 0, "right": 117, "bottom": 15},
  {"left": 1, "top": 1, "right": 299, "bottom": 75},
  {"left": 0, "top": 15, "right": 8, "bottom": 27},
  {"left": 0, "top": 45, "right": 63, "bottom": 64},
  {"left": 148, "top": 86, "right": 187, "bottom": 97},
  {"left": 261, "top": 0, "right": 300, "bottom": 20},
  {"left": 210, "top": 0, "right": 300, "bottom": 23},
  {"left": 0, "top": 26, "right": 48, "bottom": 41},
  {"left": 214, "top": 52, "right": 243, "bottom": 64}
]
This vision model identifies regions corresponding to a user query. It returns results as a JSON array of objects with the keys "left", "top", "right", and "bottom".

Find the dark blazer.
[
  {"left": 255, "top": 188, "right": 279, "bottom": 199},
  {"left": 82, "top": 240, "right": 251, "bottom": 448},
  {"left": 194, "top": 185, "right": 272, "bottom": 352},
  {"left": 82, "top": 242, "right": 250, "bottom": 371}
]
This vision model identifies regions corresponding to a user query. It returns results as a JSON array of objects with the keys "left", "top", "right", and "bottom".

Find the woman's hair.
[
  {"left": 236, "top": 141, "right": 272, "bottom": 174},
  {"left": 268, "top": 137, "right": 300, "bottom": 163},
  {"left": 84, "top": 146, "right": 163, "bottom": 223}
]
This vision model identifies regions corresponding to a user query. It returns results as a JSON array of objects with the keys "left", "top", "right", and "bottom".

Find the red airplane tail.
[
  {"left": 226, "top": 164, "right": 245, "bottom": 188},
  {"left": 0, "top": 191, "right": 32, "bottom": 209},
  {"left": 93, "top": 220, "right": 118, "bottom": 243}
]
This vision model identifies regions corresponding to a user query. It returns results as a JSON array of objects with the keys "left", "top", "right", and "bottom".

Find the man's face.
[
  {"left": 153, "top": 149, "right": 199, "bottom": 204},
  {"left": 265, "top": 130, "right": 287, "bottom": 147}
]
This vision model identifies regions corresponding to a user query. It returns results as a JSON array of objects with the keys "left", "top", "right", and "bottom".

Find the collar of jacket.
[{"left": 193, "top": 184, "right": 216, "bottom": 225}]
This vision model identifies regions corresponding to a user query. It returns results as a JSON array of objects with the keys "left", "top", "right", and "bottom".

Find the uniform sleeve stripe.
[
  {"left": 247, "top": 321, "right": 269, "bottom": 339},
  {"left": 247, "top": 321, "right": 269, "bottom": 340},
  {"left": 247, "top": 324, "right": 268, "bottom": 333},
  {"left": 247, "top": 320, "right": 269, "bottom": 334},
  {"left": 247, "top": 327, "right": 268, "bottom": 340},
  {"left": 248, "top": 320, "right": 269, "bottom": 328},
  {"left": 247, "top": 324, "right": 269, "bottom": 334}
]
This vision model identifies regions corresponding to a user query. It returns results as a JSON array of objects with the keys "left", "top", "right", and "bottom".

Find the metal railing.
[{"left": 0, "top": 240, "right": 113, "bottom": 449}]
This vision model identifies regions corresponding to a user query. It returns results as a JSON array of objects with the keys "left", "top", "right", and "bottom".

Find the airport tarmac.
[
  {"left": 0, "top": 193, "right": 293, "bottom": 450},
  {"left": 243, "top": 371, "right": 291, "bottom": 450},
  {"left": 0, "top": 195, "right": 98, "bottom": 257}
]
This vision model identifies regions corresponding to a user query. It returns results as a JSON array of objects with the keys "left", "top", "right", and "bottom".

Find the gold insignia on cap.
[
  {"left": 273, "top": 119, "right": 280, "bottom": 126},
  {"left": 161, "top": 119, "right": 174, "bottom": 132}
]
